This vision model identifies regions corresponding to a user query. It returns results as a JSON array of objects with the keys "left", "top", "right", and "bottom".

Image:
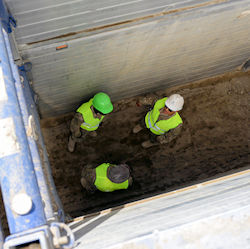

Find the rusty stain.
[
  {"left": 27, "top": 0, "right": 228, "bottom": 45},
  {"left": 72, "top": 168, "right": 250, "bottom": 222},
  {"left": 56, "top": 44, "right": 68, "bottom": 50}
]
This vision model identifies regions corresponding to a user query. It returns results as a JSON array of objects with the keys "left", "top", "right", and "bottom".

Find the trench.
[{"left": 40, "top": 71, "right": 249, "bottom": 218}]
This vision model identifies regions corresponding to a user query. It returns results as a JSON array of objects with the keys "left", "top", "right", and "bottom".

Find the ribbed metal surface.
[
  {"left": 5, "top": 0, "right": 250, "bottom": 117},
  {"left": 70, "top": 169, "right": 250, "bottom": 249},
  {"left": 6, "top": 0, "right": 220, "bottom": 45}
]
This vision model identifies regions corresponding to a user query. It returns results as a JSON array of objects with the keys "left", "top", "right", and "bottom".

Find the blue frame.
[
  {"left": 0, "top": 22, "right": 47, "bottom": 234},
  {"left": 18, "top": 67, "right": 65, "bottom": 222},
  {"left": 0, "top": 0, "right": 16, "bottom": 33},
  {"left": 0, "top": 1, "right": 74, "bottom": 248},
  {"left": 0, "top": 221, "right": 4, "bottom": 249}
]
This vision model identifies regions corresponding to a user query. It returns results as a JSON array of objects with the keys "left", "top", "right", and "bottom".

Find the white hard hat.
[{"left": 165, "top": 94, "right": 184, "bottom": 111}]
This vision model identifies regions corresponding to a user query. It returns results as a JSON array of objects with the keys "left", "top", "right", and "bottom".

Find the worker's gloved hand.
[
  {"left": 88, "top": 131, "right": 97, "bottom": 138},
  {"left": 138, "top": 94, "right": 157, "bottom": 106},
  {"left": 135, "top": 99, "right": 152, "bottom": 111},
  {"left": 74, "top": 131, "right": 82, "bottom": 138},
  {"left": 157, "top": 135, "right": 168, "bottom": 144},
  {"left": 157, "top": 133, "right": 175, "bottom": 145}
]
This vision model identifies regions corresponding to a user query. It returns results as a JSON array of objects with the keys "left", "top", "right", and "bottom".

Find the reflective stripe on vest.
[
  {"left": 76, "top": 98, "right": 104, "bottom": 131},
  {"left": 145, "top": 97, "right": 183, "bottom": 135},
  {"left": 81, "top": 122, "right": 100, "bottom": 130},
  {"left": 94, "top": 163, "right": 129, "bottom": 192},
  {"left": 147, "top": 110, "right": 166, "bottom": 135}
]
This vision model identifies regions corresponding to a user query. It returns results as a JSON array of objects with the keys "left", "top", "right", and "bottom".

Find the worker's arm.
[
  {"left": 81, "top": 164, "right": 97, "bottom": 192},
  {"left": 137, "top": 93, "right": 159, "bottom": 106},
  {"left": 157, "top": 123, "right": 183, "bottom": 144},
  {"left": 91, "top": 106, "right": 104, "bottom": 126}
]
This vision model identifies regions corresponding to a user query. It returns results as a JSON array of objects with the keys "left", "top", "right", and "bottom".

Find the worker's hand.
[
  {"left": 157, "top": 134, "right": 172, "bottom": 144},
  {"left": 145, "top": 105, "right": 152, "bottom": 112},
  {"left": 137, "top": 97, "right": 153, "bottom": 106},
  {"left": 137, "top": 93, "right": 158, "bottom": 106},
  {"left": 88, "top": 131, "right": 97, "bottom": 137},
  {"left": 156, "top": 135, "right": 166, "bottom": 144},
  {"left": 128, "top": 177, "right": 133, "bottom": 186}
]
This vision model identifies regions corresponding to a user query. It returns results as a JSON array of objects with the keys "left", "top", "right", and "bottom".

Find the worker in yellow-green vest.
[
  {"left": 133, "top": 94, "right": 184, "bottom": 148},
  {"left": 80, "top": 163, "right": 132, "bottom": 193},
  {"left": 68, "top": 92, "right": 113, "bottom": 152}
]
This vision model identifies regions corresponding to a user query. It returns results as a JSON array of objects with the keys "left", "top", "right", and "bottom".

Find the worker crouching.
[
  {"left": 68, "top": 92, "right": 113, "bottom": 152},
  {"left": 133, "top": 94, "right": 184, "bottom": 148},
  {"left": 80, "top": 163, "right": 133, "bottom": 193}
]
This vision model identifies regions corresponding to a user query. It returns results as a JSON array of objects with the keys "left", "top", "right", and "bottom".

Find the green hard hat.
[{"left": 93, "top": 92, "right": 113, "bottom": 114}]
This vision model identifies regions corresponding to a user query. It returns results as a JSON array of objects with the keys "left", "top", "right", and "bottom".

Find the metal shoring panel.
[
  {"left": 3, "top": 38, "right": 55, "bottom": 224},
  {"left": 0, "top": 220, "right": 4, "bottom": 249},
  {"left": 0, "top": 22, "right": 47, "bottom": 234},
  {"left": 18, "top": 68, "right": 65, "bottom": 222}
]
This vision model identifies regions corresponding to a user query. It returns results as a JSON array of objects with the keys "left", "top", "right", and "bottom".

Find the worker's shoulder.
[
  {"left": 156, "top": 96, "right": 167, "bottom": 103},
  {"left": 77, "top": 98, "right": 93, "bottom": 111},
  {"left": 175, "top": 112, "right": 183, "bottom": 123},
  {"left": 154, "top": 97, "right": 167, "bottom": 107},
  {"left": 81, "top": 98, "right": 93, "bottom": 106},
  {"left": 96, "top": 162, "right": 110, "bottom": 169}
]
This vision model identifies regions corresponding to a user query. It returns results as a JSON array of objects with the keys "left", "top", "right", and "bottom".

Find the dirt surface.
[{"left": 40, "top": 71, "right": 249, "bottom": 218}]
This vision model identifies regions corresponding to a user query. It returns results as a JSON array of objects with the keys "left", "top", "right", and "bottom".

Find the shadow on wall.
[{"left": 70, "top": 208, "right": 121, "bottom": 241}]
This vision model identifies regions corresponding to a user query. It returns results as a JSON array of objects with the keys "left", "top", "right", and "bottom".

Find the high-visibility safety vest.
[
  {"left": 145, "top": 97, "right": 183, "bottom": 135},
  {"left": 77, "top": 98, "right": 104, "bottom": 131},
  {"left": 94, "top": 163, "right": 129, "bottom": 192}
]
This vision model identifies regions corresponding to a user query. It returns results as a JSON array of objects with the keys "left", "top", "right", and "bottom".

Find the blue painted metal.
[
  {"left": 19, "top": 62, "right": 32, "bottom": 73},
  {"left": 0, "top": 220, "right": 4, "bottom": 249},
  {"left": 3, "top": 32, "right": 54, "bottom": 221},
  {"left": 0, "top": 22, "right": 47, "bottom": 234},
  {"left": 4, "top": 222, "right": 75, "bottom": 249},
  {"left": 0, "top": 0, "right": 16, "bottom": 33},
  {"left": 19, "top": 64, "right": 37, "bottom": 105},
  {"left": 5, "top": 225, "right": 51, "bottom": 242},
  {"left": 18, "top": 68, "right": 65, "bottom": 222},
  {"left": 50, "top": 222, "right": 75, "bottom": 249},
  {"left": 4, "top": 225, "right": 54, "bottom": 249},
  {"left": 4, "top": 25, "right": 65, "bottom": 222}
]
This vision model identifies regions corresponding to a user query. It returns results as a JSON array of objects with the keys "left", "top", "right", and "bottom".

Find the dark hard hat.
[{"left": 107, "top": 164, "right": 130, "bottom": 183}]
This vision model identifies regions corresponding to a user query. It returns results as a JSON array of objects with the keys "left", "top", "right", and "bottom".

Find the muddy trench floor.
[{"left": 40, "top": 71, "right": 249, "bottom": 219}]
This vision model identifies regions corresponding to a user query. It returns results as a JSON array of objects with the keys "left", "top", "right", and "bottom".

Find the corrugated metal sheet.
[
  {"left": 5, "top": 0, "right": 250, "bottom": 117},
  {"left": 70, "top": 169, "right": 250, "bottom": 249},
  {"left": 6, "top": 0, "right": 225, "bottom": 45}
]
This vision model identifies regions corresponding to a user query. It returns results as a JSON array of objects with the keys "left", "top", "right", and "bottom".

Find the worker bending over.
[
  {"left": 80, "top": 163, "right": 132, "bottom": 193},
  {"left": 133, "top": 94, "right": 184, "bottom": 148},
  {"left": 68, "top": 92, "right": 113, "bottom": 152}
]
